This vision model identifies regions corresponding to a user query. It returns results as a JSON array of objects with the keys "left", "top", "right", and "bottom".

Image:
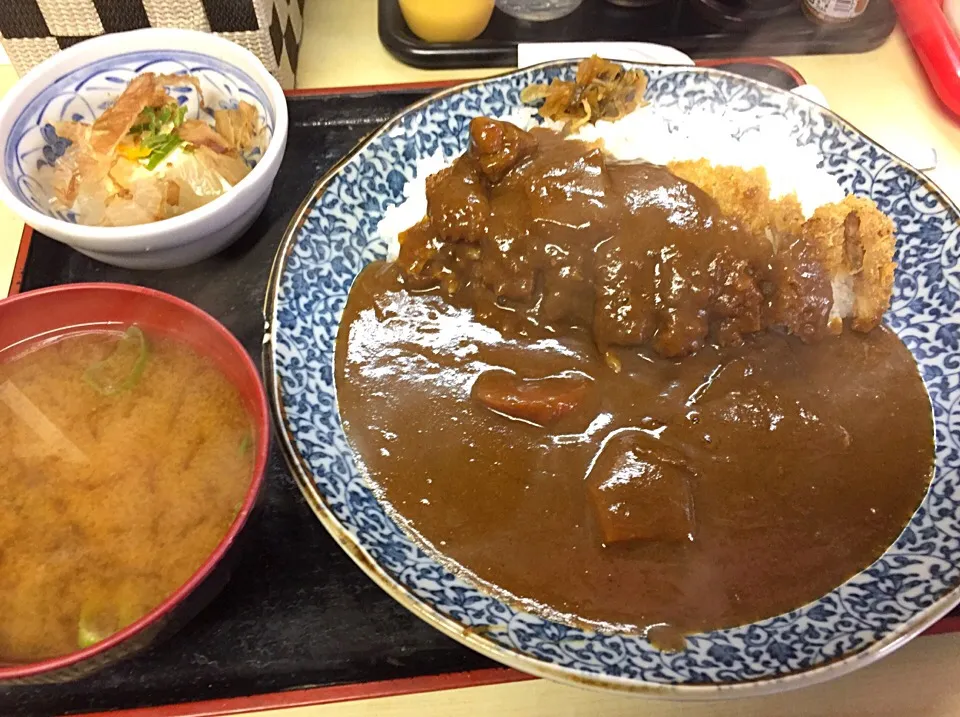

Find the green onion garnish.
[
  {"left": 144, "top": 134, "right": 182, "bottom": 170},
  {"left": 77, "top": 592, "right": 142, "bottom": 648},
  {"left": 129, "top": 103, "right": 188, "bottom": 170},
  {"left": 77, "top": 618, "right": 107, "bottom": 649},
  {"left": 77, "top": 600, "right": 116, "bottom": 649},
  {"left": 141, "top": 133, "right": 169, "bottom": 150},
  {"left": 84, "top": 325, "right": 149, "bottom": 396}
]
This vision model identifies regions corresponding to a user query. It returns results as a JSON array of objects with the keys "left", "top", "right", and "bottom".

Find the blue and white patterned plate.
[{"left": 264, "top": 63, "right": 960, "bottom": 696}]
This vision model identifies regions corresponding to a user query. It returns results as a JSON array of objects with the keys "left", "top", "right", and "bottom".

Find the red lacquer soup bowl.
[{"left": 0, "top": 283, "right": 269, "bottom": 684}]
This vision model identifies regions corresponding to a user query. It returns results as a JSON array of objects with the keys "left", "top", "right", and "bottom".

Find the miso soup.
[{"left": 0, "top": 327, "right": 253, "bottom": 662}]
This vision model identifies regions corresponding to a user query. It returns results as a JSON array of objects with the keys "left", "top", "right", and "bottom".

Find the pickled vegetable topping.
[{"left": 520, "top": 55, "right": 648, "bottom": 131}]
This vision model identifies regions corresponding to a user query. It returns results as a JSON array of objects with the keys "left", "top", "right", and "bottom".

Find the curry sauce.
[{"left": 335, "top": 119, "right": 934, "bottom": 640}]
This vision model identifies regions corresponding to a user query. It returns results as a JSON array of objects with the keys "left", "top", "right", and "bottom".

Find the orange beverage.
[{"left": 398, "top": 0, "right": 496, "bottom": 42}]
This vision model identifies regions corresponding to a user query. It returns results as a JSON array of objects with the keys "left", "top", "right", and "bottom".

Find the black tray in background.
[
  {"left": 379, "top": 0, "right": 897, "bottom": 69},
  {"left": 0, "top": 64, "right": 912, "bottom": 716}
]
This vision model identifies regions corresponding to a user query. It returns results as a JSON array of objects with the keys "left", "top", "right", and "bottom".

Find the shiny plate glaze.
[{"left": 263, "top": 62, "right": 960, "bottom": 697}]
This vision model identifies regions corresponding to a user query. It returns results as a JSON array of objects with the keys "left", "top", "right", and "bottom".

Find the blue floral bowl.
[
  {"left": 0, "top": 28, "right": 287, "bottom": 269},
  {"left": 264, "top": 62, "right": 960, "bottom": 697}
]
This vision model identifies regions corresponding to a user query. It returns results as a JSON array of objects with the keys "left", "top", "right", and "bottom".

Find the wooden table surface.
[{"left": 3, "top": 1, "right": 960, "bottom": 714}]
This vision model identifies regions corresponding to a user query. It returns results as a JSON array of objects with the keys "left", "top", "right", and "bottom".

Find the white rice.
[
  {"left": 380, "top": 150, "right": 449, "bottom": 262},
  {"left": 379, "top": 105, "right": 845, "bottom": 261}
]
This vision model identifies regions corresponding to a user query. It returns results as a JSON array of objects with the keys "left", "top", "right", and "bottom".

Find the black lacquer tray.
[{"left": 6, "top": 65, "right": 949, "bottom": 716}]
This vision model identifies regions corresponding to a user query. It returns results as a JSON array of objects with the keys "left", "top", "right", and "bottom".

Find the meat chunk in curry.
[{"left": 586, "top": 433, "right": 697, "bottom": 545}]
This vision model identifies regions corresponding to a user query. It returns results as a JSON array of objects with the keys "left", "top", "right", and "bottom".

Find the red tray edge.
[{"left": 69, "top": 668, "right": 532, "bottom": 717}]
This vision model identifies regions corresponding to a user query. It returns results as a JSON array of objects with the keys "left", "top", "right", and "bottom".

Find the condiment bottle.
[
  {"left": 803, "top": 0, "right": 870, "bottom": 23},
  {"left": 398, "top": 0, "right": 495, "bottom": 42}
]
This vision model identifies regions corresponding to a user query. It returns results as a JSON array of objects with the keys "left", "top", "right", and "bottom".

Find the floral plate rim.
[{"left": 262, "top": 61, "right": 960, "bottom": 698}]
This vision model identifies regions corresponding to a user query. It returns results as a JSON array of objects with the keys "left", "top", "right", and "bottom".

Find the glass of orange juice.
[{"left": 398, "top": 0, "right": 496, "bottom": 42}]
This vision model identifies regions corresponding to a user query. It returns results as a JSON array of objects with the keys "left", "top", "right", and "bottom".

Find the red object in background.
[{"left": 893, "top": 0, "right": 960, "bottom": 117}]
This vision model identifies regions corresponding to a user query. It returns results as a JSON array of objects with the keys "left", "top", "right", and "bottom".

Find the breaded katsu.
[
  {"left": 397, "top": 118, "right": 898, "bottom": 358},
  {"left": 667, "top": 159, "right": 805, "bottom": 239},
  {"left": 802, "top": 196, "right": 897, "bottom": 332},
  {"left": 668, "top": 159, "right": 896, "bottom": 335}
]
